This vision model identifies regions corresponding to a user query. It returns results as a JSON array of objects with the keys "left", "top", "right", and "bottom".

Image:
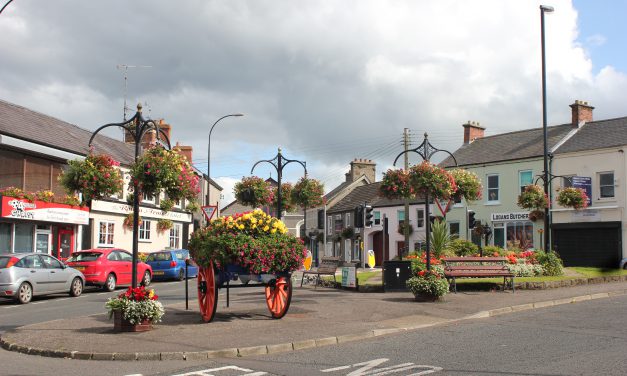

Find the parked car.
[
  {"left": 145, "top": 249, "right": 198, "bottom": 281},
  {"left": 65, "top": 248, "right": 152, "bottom": 291},
  {"left": 0, "top": 253, "right": 85, "bottom": 304}
]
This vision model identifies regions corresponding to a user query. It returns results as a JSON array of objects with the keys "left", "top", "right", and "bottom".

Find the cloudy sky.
[{"left": 2, "top": 0, "right": 626, "bottom": 206}]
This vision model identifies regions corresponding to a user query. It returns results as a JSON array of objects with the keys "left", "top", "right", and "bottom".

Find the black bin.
[{"left": 382, "top": 260, "right": 412, "bottom": 292}]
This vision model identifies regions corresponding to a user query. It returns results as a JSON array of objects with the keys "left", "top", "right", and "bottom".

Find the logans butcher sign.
[{"left": 491, "top": 212, "right": 530, "bottom": 221}]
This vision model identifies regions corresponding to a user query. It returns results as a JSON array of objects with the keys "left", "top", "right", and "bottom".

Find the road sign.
[{"left": 201, "top": 205, "right": 218, "bottom": 222}]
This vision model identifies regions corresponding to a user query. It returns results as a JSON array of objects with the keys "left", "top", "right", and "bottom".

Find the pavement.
[{"left": 2, "top": 274, "right": 627, "bottom": 361}]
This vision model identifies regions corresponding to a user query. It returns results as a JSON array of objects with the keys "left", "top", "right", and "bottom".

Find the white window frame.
[
  {"left": 374, "top": 211, "right": 381, "bottom": 225},
  {"left": 416, "top": 209, "right": 425, "bottom": 228},
  {"left": 598, "top": 171, "right": 615, "bottom": 199},
  {"left": 139, "top": 220, "right": 152, "bottom": 241},
  {"left": 169, "top": 223, "right": 182, "bottom": 248},
  {"left": 97, "top": 221, "right": 115, "bottom": 247},
  {"left": 486, "top": 174, "right": 500, "bottom": 204},
  {"left": 519, "top": 170, "right": 533, "bottom": 194},
  {"left": 142, "top": 193, "right": 156, "bottom": 205},
  {"left": 346, "top": 212, "right": 352, "bottom": 228}
]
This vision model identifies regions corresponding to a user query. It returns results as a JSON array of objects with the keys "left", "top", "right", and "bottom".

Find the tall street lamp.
[
  {"left": 540, "top": 4, "right": 554, "bottom": 251},
  {"left": 207, "top": 114, "right": 243, "bottom": 208}
]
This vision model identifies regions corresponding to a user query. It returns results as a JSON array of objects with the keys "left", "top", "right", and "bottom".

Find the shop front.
[
  {"left": 490, "top": 211, "right": 535, "bottom": 249},
  {"left": 0, "top": 195, "right": 89, "bottom": 259}
]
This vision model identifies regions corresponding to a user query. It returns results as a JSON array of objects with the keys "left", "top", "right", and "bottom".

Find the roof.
[
  {"left": 0, "top": 99, "right": 135, "bottom": 165},
  {"left": 440, "top": 123, "right": 574, "bottom": 167},
  {"left": 327, "top": 182, "right": 425, "bottom": 214},
  {"left": 555, "top": 116, "right": 627, "bottom": 154}
]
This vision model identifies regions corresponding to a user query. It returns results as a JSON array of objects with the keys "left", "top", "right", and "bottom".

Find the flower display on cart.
[
  {"left": 188, "top": 209, "right": 306, "bottom": 274},
  {"left": 60, "top": 153, "right": 123, "bottom": 204},
  {"left": 234, "top": 176, "right": 273, "bottom": 208},
  {"left": 291, "top": 177, "right": 325, "bottom": 208},
  {"left": 517, "top": 184, "right": 548, "bottom": 210},
  {"left": 105, "top": 286, "right": 164, "bottom": 325},
  {"left": 556, "top": 187, "right": 588, "bottom": 210},
  {"left": 449, "top": 169, "right": 482, "bottom": 202}
]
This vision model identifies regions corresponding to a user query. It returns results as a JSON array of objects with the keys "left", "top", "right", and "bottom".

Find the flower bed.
[{"left": 188, "top": 209, "right": 306, "bottom": 274}]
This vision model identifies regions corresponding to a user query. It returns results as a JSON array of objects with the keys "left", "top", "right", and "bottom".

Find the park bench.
[
  {"left": 300, "top": 256, "right": 341, "bottom": 289},
  {"left": 442, "top": 257, "right": 515, "bottom": 293}
]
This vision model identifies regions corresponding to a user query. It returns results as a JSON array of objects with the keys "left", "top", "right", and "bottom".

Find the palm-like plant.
[{"left": 429, "top": 218, "right": 451, "bottom": 258}]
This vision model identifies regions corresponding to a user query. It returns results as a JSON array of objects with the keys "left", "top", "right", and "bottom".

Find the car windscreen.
[
  {"left": 146, "top": 252, "right": 172, "bottom": 262},
  {"left": 67, "top": 252, "right": 102, "bottom": 262},
  {"left": 0, "top": 256, "right": 12, "bottom": 268}
]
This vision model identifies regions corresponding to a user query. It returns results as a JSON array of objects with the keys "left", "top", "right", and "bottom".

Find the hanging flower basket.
[
  {"left": 379, "top": 169, "right": 413, "bottom": 199},
  {"left": 398, "top": 221, "right": 414, "bottom": 235},
  {"left": 271, "top": 182, "right": 296, "bottom": 213},
  {"left": 528, "top": 210, "right": 545, "bottom": 222},
  {"left": 234, "top": 176, "right": 272, "bottom": 208},
  {"left": 123, "top": 213, "right": 142, "bottom": 230},
  {"left": 129, "top": 147, "right": 200, "bottom": 203},
  {"left": 188, "top": 209, "right": 306, "bottom": 274},
  {"left": 292, "top": 177, "right": 325, "bottom": 207},
  {"left": 556, "top": 187, "right": 588, "bottom": 210},
  {"left": 60, "top": 153, "right": 123, "bottom": 204},
  {"left": 517, "top": 184, "right": 548, "bottom": 210},
  {"left": 157, "top": 218, "right": 173, "bottom": 233},
  {"left": 450, "top": 169, "right": 482, "bottom": 202},
  {"left": 341, "top": 226, "right": 355, "bottom": 239},
  {"left": 409, "top": 161, "right": 457, "bottom": 200}
]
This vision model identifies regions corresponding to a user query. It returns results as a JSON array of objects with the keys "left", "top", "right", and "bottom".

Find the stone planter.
[
  {"left": 113, "top": 310, "right": 152, "bottom": 332},
  {"left": 412, "top": 293, "right": 441, "bottom": 302}
]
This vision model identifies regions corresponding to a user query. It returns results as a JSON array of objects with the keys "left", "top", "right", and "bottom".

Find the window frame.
[
  {"left": 139, "top": 220, "right": 152, "bottom": 241},
  {"left": 486, "top": 174, "right": 500, "bottom": 203},
  {"left": 374, "top": 211, "right": 381, "bottom": 225},
  {"left": 519, "top": 170, "right": 533, "bottom": 194},
  {"left": 397, "top": 209, "right": 405, "bottom": 225},
  {"left": 416, "top": 209, "right": 425, "bottom": 228},
  {"left": 169, "top": 223, "right": 182, "bottom": 249},
  {"left": 97, "top": 221, "right": 115, "bottom": 247},
  {"left": 598, "top": 171, "right": 615, "bottom": 199}
]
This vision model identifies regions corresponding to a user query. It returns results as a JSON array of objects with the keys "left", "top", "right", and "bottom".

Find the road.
[{"left": 1, "top": 287, "right": 626, "bottom": 376}]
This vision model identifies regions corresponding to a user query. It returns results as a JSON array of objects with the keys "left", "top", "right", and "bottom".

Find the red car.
[{"left": 66, "top": 249, "right": 152, "bottom": 291}]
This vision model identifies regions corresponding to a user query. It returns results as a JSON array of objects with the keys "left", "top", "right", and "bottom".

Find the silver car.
[{"left": 0, "top": 253, "right": 85, "bottom": 304}]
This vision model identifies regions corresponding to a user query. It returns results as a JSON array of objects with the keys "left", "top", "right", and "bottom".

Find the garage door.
[{"left": 552, "top": 222, "right": 621, "bottom": 268}]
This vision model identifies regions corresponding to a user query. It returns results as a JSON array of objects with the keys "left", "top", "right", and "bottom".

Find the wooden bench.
[
  {"left": 442, "top": 257, "right": 515, "bottom": 293},
  {"left": 300, "top": 257, "right": 341, "bottom": 289}
]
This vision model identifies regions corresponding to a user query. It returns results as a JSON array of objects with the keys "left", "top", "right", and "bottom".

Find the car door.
[
  {"left": 40, "top": 255, "right": 70, "bottom": 292},
  {"left": 16, "top": 255, "right": 49, "bottom": 293},
  {"left": 117, "top": 251, "right": 134, "bottom": 285}
]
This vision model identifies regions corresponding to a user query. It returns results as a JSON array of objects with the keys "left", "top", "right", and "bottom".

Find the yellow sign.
[
  {"left": 303, "top": 250, "right": 313, "bottom": 271},
  {"left": 367, "top": 250, "right": 376, "bottom": 269}
]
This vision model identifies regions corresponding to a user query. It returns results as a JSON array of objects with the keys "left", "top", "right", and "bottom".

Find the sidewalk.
[{"left": 2, "top": 279, "right": 627, "bottom": 361}]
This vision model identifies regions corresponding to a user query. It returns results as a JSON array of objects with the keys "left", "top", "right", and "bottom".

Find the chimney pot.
[
  {"left": 570, "top": 100, "right": 594, "bottom": 127},
  {"left": 462, "top": 120, "right": 486, "bottom": 144}
]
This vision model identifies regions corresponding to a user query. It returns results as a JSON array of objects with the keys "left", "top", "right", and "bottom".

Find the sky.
[{"left": 1, "top": 0, "right": 627, "bottom": 207}]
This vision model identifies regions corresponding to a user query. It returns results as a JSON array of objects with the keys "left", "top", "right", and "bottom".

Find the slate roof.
[
  {"left": 440, "top": 123, "right": 574, "bottom": 168},
  {"left": 0, "top": 99, "right": 135, "bottom": 165},
  {"left": 555, "top": 116, "right": 627, "bottom": 154},
  {"left": 327, "top": 182, "right": 425, "bottom": 214}
]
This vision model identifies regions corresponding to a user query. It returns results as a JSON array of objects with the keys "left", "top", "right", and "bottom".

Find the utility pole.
[
  {"left": 116, "top": 64, "right": 152, "bottom": 120},
  {"left": 403, "top": 128, "right": 410, "bottom": 258}
]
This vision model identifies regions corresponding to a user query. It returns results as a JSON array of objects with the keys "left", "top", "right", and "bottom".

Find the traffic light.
[
  {"left": 364, "top": 205, "right": 374, "bottom": 228},
  {"left": 468, "top": 210, "right": 476, "bottom": 229},
  {"left": 354, "top": 205, "right": 364, "bottom": 228}
]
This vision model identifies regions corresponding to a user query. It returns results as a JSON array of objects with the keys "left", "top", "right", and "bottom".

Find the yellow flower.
[
  {"left": 263, "top": 226, "right": 270, "bottom": 231},
  {"left": 250, "top": 218, "right": 257, "bottom": 224},
  {"left": 270, "top": 229, "right": 276, "bottom": 234}
]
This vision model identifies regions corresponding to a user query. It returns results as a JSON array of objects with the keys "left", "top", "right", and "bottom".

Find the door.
[
  {"left": 553, "top": 222, "right": 621, "bottom": 267},
  {"left": 35, "top": 232, "right": 50, "bottom": 254},
  {"left": 40, "top": 254, "right": 68, "bottom": 292},
  {"left": 108, "top": 251, "right": 132, "bottom": 285},
  {"left": 57, "top": 229, "right": 74, "bottom": 261}
]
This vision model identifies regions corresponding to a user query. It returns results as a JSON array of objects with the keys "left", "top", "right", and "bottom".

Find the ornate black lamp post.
[
  {"left": 251, "top": 148, "right": 306, "bottom": 220},
  {"left": 89, "top": 104, "right": 171, "bottom": 288},
  {"left": 392, "top": 133, "right": 457, "bottom": 271}
]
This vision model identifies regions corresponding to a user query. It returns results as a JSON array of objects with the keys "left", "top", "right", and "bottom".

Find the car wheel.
[
  {"left": 70, "top": 277, "right": 83, "bottom": 297},
  {"left": 178, "top": 269, "right": 185, "bottom": 281},
  {"left": 17, "top": 282, "right": 32, "bottom": 304},
  {"left": 103, "top": 274, "right": 116, "bottom": 292},
  {"left": 141, "top": 271, "right": 151, "bottom": 286}
]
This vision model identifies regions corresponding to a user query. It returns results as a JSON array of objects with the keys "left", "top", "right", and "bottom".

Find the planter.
[
  {"left": 113, "top": 310, "right": 153, "bottom": 332},
  {"left": 412, "top": 293, "right": 441, "bottom": 302}
]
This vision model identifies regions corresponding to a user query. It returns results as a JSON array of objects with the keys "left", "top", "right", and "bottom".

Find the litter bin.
[{"left": 382, "top": 260, "right": 412, "bottom": 292}]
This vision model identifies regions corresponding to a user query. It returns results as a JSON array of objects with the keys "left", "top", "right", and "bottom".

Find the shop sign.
[
  {"left": 90, "top": 199, "right": 192, "bottom": 222},
  {"left": 0, "top": 196, "right": 89, "bottom": 225},
  {"left": 572, "top": 176, "right": 592, "bottom": 206},
  {"left": 491, "top": 211, "right": 529, "bottom": 221},
  {"left": 571, "top": 209, "right": 600, "bottom": 222}
]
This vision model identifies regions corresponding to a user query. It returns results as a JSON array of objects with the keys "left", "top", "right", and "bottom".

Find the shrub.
[
  {"left": 447, "top": 238, "right": 478, "bottom": 256},
  {"left": 534, "top": 250, "right": 564, "bottom": 276},
  {"left": 429, "top": 218, "right": 451, "bottom": 258},
  {"left": 483, "top": 245, "right": 507, "bottom": 256}
]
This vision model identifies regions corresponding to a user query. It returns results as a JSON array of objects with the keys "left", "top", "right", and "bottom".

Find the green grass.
[
  {"left": 570, "top": 267, "right": 627, "bottom": 277},
  {"left": 454, "top": 267, "right": 627, "bottom": 287},
  {"left": 331, "top": 270, "right": 380, "bottom": 284}
]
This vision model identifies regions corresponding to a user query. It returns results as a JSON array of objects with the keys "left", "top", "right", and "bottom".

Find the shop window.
[
  {"left": 14, "top": 223, "right": 34, "bottom": 252},
  {"left": 139, "top": 220, "right": 152, "bottom": 240},
  {"left": 98, "top": 221, "right": 115, "bottom": 247},
  {"left": 519, "top": 170, "right": 533, "bottom": 193},
  {"left": 0, "top": 223, "right": 11, "bottom": 251},
  {"left": 506, "top": 221, "right": 533, "bottom": 249},
  {"left": 493, "top": 223, "right": 505, "bottom": 248},
  {"left": 169, "top": 223, "right": 182, "bottom": 248},
  {"left": 487, "top": 174, "right": 499, "bottom": 202},
  {"left": 374, "top": 211, "right": 381, "bottom": 225},
  {"left": 599, "top": 172, "right": 615, "bottom": 198}
]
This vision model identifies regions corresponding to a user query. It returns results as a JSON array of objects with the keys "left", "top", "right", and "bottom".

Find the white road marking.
[
  {"left": 321, "top": 359, "right": 442, "bottom": 376},
  {"left": 170, "top": 365, "right": 266, "bottom": 376}
]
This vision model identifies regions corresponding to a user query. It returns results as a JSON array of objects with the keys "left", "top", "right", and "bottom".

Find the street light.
[
  {"left": 540, "top": 4, "right": 554, "bottom": 251},
  {"left": 207, "top": 114, "right": 243, "bottom": 181}
]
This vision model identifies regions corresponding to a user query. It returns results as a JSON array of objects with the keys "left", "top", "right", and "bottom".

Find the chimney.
[
  {"left": 157, "top": 119, "right": 172, "bottom": 144},
  {"left": 570, "top": 100, "right": 594, "bottom": 127},
  {"left": 140, "top": 129, "right": 157, "bottom": 150},
  {"left": 174, "top": 142, "right": 193, "bottom": 164},
  {"left": 463, "top": 121, "right": 485, "bottom": 144},
  {"left": 346, "top": 158, "right": 376, "bottom": 182}
]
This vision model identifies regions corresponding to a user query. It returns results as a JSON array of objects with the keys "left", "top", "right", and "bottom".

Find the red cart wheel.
[
  {"left": 197, "top": 263, "right": 218, "bottom": 322},
  {"left": 265, "top": 276, "right": 292, "bottom": 319}
]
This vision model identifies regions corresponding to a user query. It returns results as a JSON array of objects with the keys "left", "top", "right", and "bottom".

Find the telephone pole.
[{"left": 403, "top": 128, "right": 410, "bottom": 257}]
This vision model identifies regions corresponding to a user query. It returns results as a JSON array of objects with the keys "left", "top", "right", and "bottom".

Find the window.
[
  {"left": 487, "top": 174, "right": 499, "bottom": 202},
  {"left": 142, "top": 193, "right": 156, "bottom": 204},
  {"left": 41, "top": 255, "right": 63, "bottom": 269},
  {"left": 139, "top": 220, "right": 152, "bottom": 240},
  {"left": 14, "top": 223, "right": 34, "bottom": 252},
  {"left": 0, "top": 222, "right": 11, "bottom": 251},
  {"left": 493, "top": 223, "right": 505, "bottom": 248},
  {"left": 118, "top": 251, "right": 132, "bottom": 261},
  {"left": 416, "top": 209, "right": 425, "bottom": 228},
  {"left": 374, "top": 211, "right": 381, "bottom": 225},
  {"left": 346, "top": 212, "right": 352, "bottom": 228},
  {"left": 519, "top": 170, "right": 533, "bottom": 193},
  {"left": 449, "top": 222, "right": 460, "bottom": 238},
  {"left": 98, "top": 221, "right": 115, "bottom": 247},
  {"left": 563, "top": 176, "right": 574, "bottom": 188},
  {"left": 599, "top": 172, "right": 615, "bottom": 198},
  {"left": 334, "top": 215, "right": 343, "bottom": 232},
  {"left": 506, "top": 221, "right": 534, "bottom": 249},
  {"left": 327, "top": 216, "right": 333, "bottom": 235},
  {"left": 169, "top": 224, "right": 182, "bottom": 248},
  {"left": 16, "top": 255, "right": 43, "bottom": 269},
  {"left": 397, "top": 210, "right": 405, "bottom": 225}
]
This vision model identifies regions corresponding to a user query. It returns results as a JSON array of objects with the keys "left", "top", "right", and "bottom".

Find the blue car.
[{"left": 145, "top": 249, "right": 198, "bottom": 281}]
